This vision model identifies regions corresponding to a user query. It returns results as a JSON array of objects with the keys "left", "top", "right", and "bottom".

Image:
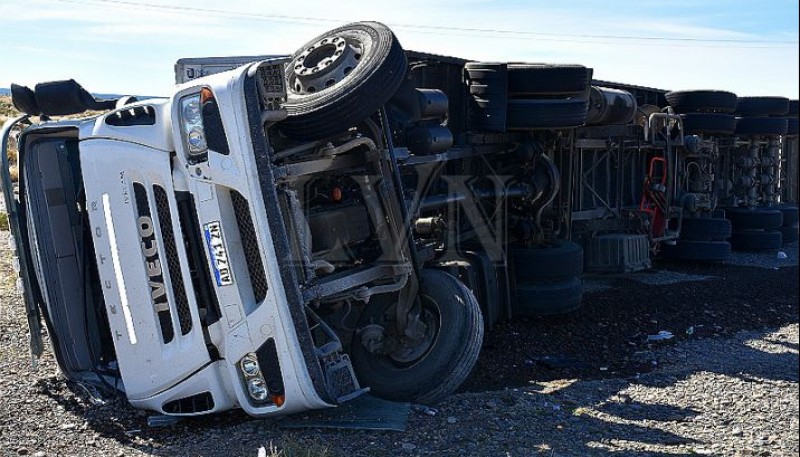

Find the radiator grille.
[
  {"left": 176, "top": 192, "right": 221, "bottom": 326},
  {"left": 133, "top": 183, "right": 174, "bottom": 343},
  {"left": 230, "top": 191, "right": 268, "bottom": 304},
  {"left": 153, "top": 185, "right": 193, "bottom": 335},
  {"left": 162, "top": 392, "right": 215, "bottom": 414}
]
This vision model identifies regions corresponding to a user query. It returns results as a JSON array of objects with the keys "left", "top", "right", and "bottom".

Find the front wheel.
[{"left": 350, "top": 269, "right": 483, "bottom": 404}]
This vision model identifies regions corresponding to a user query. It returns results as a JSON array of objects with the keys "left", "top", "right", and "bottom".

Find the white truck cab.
[{"left": 3, "top": 22, "right": 489, "bottom": 418}]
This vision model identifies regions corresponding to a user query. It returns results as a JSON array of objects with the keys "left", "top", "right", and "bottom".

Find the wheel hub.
[
  {"left": 386, "top": 309, "right": 437, "bottom": 364},
  {"left": 291, "top": 35, "right": 363, "bottom": 95}
]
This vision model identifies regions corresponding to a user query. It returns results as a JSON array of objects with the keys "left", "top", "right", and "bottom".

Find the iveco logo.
[{"left": 138, "top": 215, "right": 168, "bottom": 312}]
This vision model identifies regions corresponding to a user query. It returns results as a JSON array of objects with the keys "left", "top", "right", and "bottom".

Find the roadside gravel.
[{"left": 1, "top": 229, "right": 797, "bottom": 457}]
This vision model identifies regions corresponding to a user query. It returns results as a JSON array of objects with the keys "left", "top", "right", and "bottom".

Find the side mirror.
[{"left": 10, "top": 83, "right": 41, "bottom": 115}]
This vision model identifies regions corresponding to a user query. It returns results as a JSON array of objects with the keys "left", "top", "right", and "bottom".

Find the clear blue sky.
[{"left": 1, "top": 0, "right": 798, "bottom": 98}]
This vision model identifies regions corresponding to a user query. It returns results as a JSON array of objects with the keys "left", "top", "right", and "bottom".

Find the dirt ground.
[{"left": 1, "top": 227, "right": 798, "bottom": 456}]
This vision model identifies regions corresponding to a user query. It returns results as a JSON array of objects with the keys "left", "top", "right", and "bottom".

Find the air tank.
[{"left": 586, "top": 86, "right": 638, "bottom": 125}]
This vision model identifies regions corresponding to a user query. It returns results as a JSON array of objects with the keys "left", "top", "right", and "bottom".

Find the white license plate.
[{"left": 203, "top": 221, "right": 234, "bottom": 286}]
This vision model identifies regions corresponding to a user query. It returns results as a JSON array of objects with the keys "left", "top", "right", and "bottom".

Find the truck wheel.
[
  {"left": 726, "top": 207, "right": 783, "bottom": 230},
  {"left": 660, "top": 240, "right": 731, "bottom": 261},
  {"left": 514, "top": 276, "right": 583, "bottom": 316},
  {"left": 506, "top": 98, "right": 588, "bottom": 130},
  {"left": 787, "top": 118, "right": 799, "bottom": 136},
  {"left": 735, "top": 96, "right": 790, "bottom": 116},
  {"left": 789, "top": 100, "right": 799, "bottom": 117},
  {"left": 735, "top": 117, "right": 788, "bottom": 136},
  {"left": 464, "top": 62, "right": 506, "bottom": 83},
  {"left": 776, "top": 205, "right": 799, "bottom": 227},
  {"left": 665, "top": 90, "right": 738, "bottom": 113},
  {"left": 506, "top": 63, "right": 592, "bottom": 95},
  {"left": 680, "top": 113, "right": 736, "bottom": 135},
  {"left": 779, "top": 225, "right": 799, "bottom": 244},
  {"left": 281, "top": 21, "right": 407, "bottom": 140},
  {"left": 510, "top": 240, "right": 584, "bottom": 282},
  {"left": 730, "top": 230, "right": 782, "bottom": 250},
  {"left": 680, "top": 217, "right": 732, "bottom": 241},
  {"left": 469, "top": 83, "right": 506, "bottom": 97},
  {"left": 350, "top": 269, "right": 483, "bottom": 405}
]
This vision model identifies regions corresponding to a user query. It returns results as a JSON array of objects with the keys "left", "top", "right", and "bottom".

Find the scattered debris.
[
  {"left": 647, "top": 330, "right": 675, "bottom": 342},
  {"left": 147, "top": 415, "right": 183, "bottom": 428},
  {"left": 411, "top": 404, "right": 438, "bottom": 416},
  {"left": 777, "top": 251, "right": 788, "bottom": 260},
  {"left": 686, "top": 326, "right": 695, "bottom": 336}
]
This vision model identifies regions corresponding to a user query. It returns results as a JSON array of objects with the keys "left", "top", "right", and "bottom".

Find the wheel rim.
[
  {"left": 386, "top": 296, "right": 441, "bottom": 366},
  {"left": 289, "top": 35, "right": 363, "bottom": 95}
]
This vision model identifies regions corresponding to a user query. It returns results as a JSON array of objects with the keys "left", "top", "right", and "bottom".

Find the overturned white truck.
[
  {"left": 12, "top": 20, "right": 788, "bottom": 419},
  {"left": 4, "top": 21, "right": 585, "bottom": 417}
]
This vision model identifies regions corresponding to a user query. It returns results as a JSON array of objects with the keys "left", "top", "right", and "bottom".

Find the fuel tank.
[{"left": 587, "top": 86, "right": 638, "bottom": 125}]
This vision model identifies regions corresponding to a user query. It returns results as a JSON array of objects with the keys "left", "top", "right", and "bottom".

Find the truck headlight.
[
  {"left": 179, "top": 94, "right": 208, "bottom": 158},
  {"left": 240, "top": 353, "right": 260, "bottom": 376},
  {"left": 247, "top": 377, "right": 269, "bottom": 401}
]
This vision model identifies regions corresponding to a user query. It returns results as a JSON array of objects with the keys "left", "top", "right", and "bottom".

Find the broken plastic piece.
[
  {"left": 411, "top": 404, "right": 438, "bottom": 416},
  {"left": 147, "top": 415, "right": 183, "bottom": 428},
  {"left": 647, "top": 330, "right": 674, "bottom": 341},
  {"left": 777, "top": 251, "right": 788, "bottom": 259}
]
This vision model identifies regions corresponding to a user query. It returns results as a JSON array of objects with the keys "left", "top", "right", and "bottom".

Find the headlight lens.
[
  {"left": 247, "top": 378, "right": 269, "bottom": 401},
  {"left": 240, "top": 354, "right": 260, "bottom": 376},
  {"left": 187, "top": 127, "right": 207, "bottom": 151},
  {"left": 182, "top": 98, "right": 202, "bottom": 125},
  {"left": 179, "top": 94, "right": 207, "bottom": 157}
]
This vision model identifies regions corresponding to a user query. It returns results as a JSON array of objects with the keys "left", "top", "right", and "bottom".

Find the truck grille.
[
  {"left": 162, "top": 392, "right": 215, "bottom": 414},
  {"left": 154, "top": 185, "right": 193, "bottom": 335},
  {"left": 176, "top": 192, "right": 221, "bottom": 326},
  {"left": 230, "top": 190, "right": 268, "bottom": 304},
  {"left": 133, "top": 183, "right": 174, "bottom": 343}
]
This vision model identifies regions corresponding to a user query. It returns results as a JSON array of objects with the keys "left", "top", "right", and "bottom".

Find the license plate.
[{"left": 203, "top": 221, "right": 234, "bottom": 286}]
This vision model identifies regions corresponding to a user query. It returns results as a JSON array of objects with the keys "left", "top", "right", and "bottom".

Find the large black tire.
[
  {"left": 735, "top": 117, "right": 788, "bottom": 136},
  {"left": 506, "top": 64, "right": 591, "bottom": 95},
  {"left": 506, "top": 98, "right": 588, "bottom": 130},
  {"left": 469, "top": 83, "right": 506, "bottom": 97},
  {"left": 786, "top": 118, "right": 799, "bottom": 136},
  {"left": 779, "top": 225, "right": 799, "bottom": 245},
  {"left": 510, "top": 240, "right": 584, "bottom": 282},
  {"left": 726, "top": 207, "right": 783, "bottom": 230},
  {"left": 464, "top": 62, "right": 506, "bottom": 83},
  {"left": 680, "top": 217, "right": 732, "bottom": 241},
  {"left": 469, "top": 106, "right": 506, "bottom": 132},
  {"left": 730, "top": 230, "right": 782, "bottom": 250},
  {"left": 665, "top": 90, "right": 738, "bottom": 114},
  {"left": 350, "top": 269, "right": 483, "bottom": 404},
  {"left": 680, "top": 113, "right": 736, "bottom": 135},
  {"left": 789, "top": 100, "right": 799, "bottom": 117},
  {"left": 471, "top": 96, "right": 507, "bottom": 111},
  {"left": 661, "top": 240, "right": 731, "bottom": 261},
  {"left": 775, "top": 205, "right": 799, "bottom": 227},
  {"left": 735, "top": 96, "right": 790, "bottom": 116},
  {"left": 281, "top": 22, "right": 407, "bottom": 140},
  {"left": 514, "top": 276, "right": 583, "bottom": 316}
]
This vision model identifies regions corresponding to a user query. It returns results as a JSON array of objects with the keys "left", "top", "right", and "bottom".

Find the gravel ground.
[
  {"left": 724, "top": 241, "right": 799, "bottom": 269},
  {"left": 1, "top": 228, "right": 798, "bottom": 457}
]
